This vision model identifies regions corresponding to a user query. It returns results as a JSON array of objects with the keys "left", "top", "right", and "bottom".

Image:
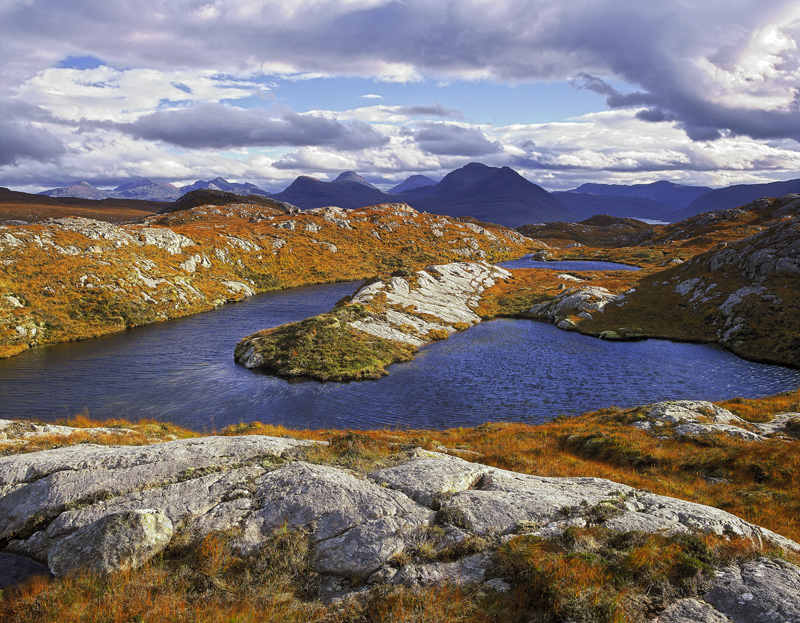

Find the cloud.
[
  {"left": 115, "top": 103, "right": 389, "bottom": 150},
  {"left": 413, "top": 123, "right": 501, "bottom": 156},
  {"left": 361, "top": 93, "right": 383, "bottom": 99},
  {"left": 3, "top": 1, "right": 800, "bottom": 143},
  {"left": 272, "top": 147, "right": 358, "bottom": 172},
  {"left": 0, "top": 120, "right": 65, "bottom": 166},
  {"left": 399, "top": 104, "right": 461, "bottom": 118}
]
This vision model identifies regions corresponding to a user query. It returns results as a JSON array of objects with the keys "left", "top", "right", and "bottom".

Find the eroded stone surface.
[
  {"left": 704, "top": 558, "right": 800, "bottom": 622},
  {"left": 632, "top": 401, "right": 800, "bottom": 442},
  {"left": 47, "top": 509, "right": 173, "bottom": 577},
  {"left": 1, "top": 430, "right": 799, "bottom": 615},
  {"left": 349, "top": 261, "right": 511, "bottom": 345}
]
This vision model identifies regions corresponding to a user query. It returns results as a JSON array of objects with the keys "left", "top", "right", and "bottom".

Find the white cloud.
[{"left": 15, "top": 66, "right": 263, "bottom": 122}]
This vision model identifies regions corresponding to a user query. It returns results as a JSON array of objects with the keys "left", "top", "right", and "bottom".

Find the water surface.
[{"left": 1, "top": 270, "right": 797, "bottom": 431}]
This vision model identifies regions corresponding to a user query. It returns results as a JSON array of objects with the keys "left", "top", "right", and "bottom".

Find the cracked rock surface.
[{"left": 1, "top": 432, "right": 799, "bottom": 618}]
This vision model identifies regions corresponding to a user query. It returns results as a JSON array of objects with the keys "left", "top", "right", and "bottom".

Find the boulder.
[
  {"left": 704, "top": 557, "right": 800, "bottom": 622},
  {"left": 631, "top": 400, "right": 768, "bottom": 441},
  {"left": 47, "top": 509, "right": 173, "bottom": 577}
]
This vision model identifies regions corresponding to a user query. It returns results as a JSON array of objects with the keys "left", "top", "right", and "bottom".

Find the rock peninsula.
[{"left": 234, "top": 261, "right": 511, "bottom": 380}]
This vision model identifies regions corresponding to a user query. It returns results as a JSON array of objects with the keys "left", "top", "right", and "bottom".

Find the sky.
[{"left": 2, "top": 0, "right": 800, "bottom": 193}]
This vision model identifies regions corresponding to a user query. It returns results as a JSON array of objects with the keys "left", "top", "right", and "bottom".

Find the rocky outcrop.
[
  {"left": 348, "top": 261, "right": 511, "bottom": 347},
  {"left": 0, "top": 202, "right": 531, "bottom": 358},
  {"left": 2, "top": 431, "right": 799, "bottom": 617},
  {"left": 47, "top": 509, "right": 173, "bottom": 577},
  {"left": 528, "top": 284, "right": 625, "bottom": 325},
  {"left": 234, "top": 261, "right": 512, "bottom": 379},
  {"left": 649, "top": 195, "right": 800, "bottom": 367},
  {"left": 629, "top": 401, "right": 790, "bottom": 441}
]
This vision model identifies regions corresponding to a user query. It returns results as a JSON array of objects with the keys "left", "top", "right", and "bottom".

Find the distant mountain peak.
[
  {"left": 332, "top": 171, "right": 379, "bottom": 189},
  {"left": 114, "top": 178, "right": 158, "bottom": 192},
  {"left": 389, "top": 175, "right": 437, "bottom": 194}
]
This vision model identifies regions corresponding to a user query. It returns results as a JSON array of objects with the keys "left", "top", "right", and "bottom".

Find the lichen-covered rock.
[
  {"left": 47, "top": 509, "right": 173, "bottom": 577},
  {"left": 349, "top": 261, "right": 511, "bottom": 346},
  {"left": 529, "top": 285, "right": 624, "bottom": 321},
  {"left": 2, "top": 430, "right": 800, "bottom": 614},
  {"left": 632, "top": 401, "right": 800, "bottom": 442},
  {"left": 240, "top": 461, "right": 434, "bottom": 578},
  {"left": 0, "top": 436, "right": 316, "bottom": 543},
  {"left": 704, "top": 557, "right": 800, "bottom": 622},
  {"left": 631, "top": 400, "right": 765, "bottom": 441}
]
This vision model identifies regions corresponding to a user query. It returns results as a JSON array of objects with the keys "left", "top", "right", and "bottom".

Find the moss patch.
[{"left": 234, "top": 304, "right": 416, "bottom": 381}]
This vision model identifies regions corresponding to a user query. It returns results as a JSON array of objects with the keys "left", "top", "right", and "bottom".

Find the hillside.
[
  {"left": 0, "top": 187, "right": 163, "bottom": 224},
  {"left": 571, "top": 180, "right": 712, "bottom": 211},
  {"left": 40, "top": 178, "right": 182, "bottom": 203},
  {"left": 506, "top": 195, "right": 800, "bottom": 369},
  {"left": 671, "top": 178, "right": 800, "bottom": 221},
  {"left": 399, "top": 163, "right": 575, "bottom": 226},
  {"left": 271, "top": 175, "right": 389, "bottom": 210},
  {"left": 0, "top": 201, "right": 532, "bottom": 358}
]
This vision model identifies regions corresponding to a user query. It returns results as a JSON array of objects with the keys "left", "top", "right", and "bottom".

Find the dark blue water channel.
[{"left": 1, "top": 260, "right": 798, "bottom": 431}]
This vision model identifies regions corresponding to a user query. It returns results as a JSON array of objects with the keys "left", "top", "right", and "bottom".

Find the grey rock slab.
[
  {"left": 442, "top": 468, "right": 632, "bottom": 534},
  {"left": 636, "top": 401, "right": 765, "bottom": 442},
  {"left": 0, "top": 436, "right": 313, "bottom": 541},
  {"left": 186, "top": 498, "right": 256, "bottom": 538},
  {"left": 0, "top": 435, "right": 316, "bottom": 487},
  {"left": 246, "top": 462, "right": 433, "bottom": 546},
  {"left": 377, "top": 552, "right": 494, "bottom": 587},
  {"left": 704, "top": 557, "right": 800, "bottom": 622},
  {"left": 312, "top": 516, "right": 410, "bottom": 579},
  {"left": 43, "top": 466, "right": 265, "bottom": 543},
  {"left": 652, "top": 598, "right": 730, "bottom": 623},
  {"left": 350, "top": 261, "right": 510, "bottom": 329},
  {"left": 754, "top": 413, "right": 800, "bottom": 437},
  {"left": 370, "top": 455, "right": 491, "bottom": 507},
  {"left": 427, "top": 462, "right": 800, "bottom": 553},
  {"left": 646, "top": 401, "right": 740, "bottom": 424},
  {"left": 47, "top": 509, "right": 173, "bottom": 577}
]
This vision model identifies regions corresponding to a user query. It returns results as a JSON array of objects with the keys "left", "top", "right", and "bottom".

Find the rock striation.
[
  {"left": 234, "top": 261, "right": 512, "bottom": 379},
  {"left": 1, "top": 430, "right": 799, "bottom": 620},
  {"left": 348, "top": 261, "right": 511, "bottom": 347}
]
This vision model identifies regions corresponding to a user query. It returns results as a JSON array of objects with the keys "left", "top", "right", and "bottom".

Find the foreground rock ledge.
[{"left": 1, "top": 433, "right": 799, "bottom": 620}]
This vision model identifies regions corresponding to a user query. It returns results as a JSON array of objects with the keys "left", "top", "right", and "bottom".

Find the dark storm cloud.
[
  {"left": 570, "top": 74, "right": 654, "bottom": 109},
  {"left": 0, "top": 101, "right": 66, "bottom": 165},
  {"left": 114, "top": 103, "right": 388, "bottom": 150},
  {"left": 3, "top": 1, "right": 800, "bottom": 143},
  {"left": 413, "top": 123, "right": 501, "bottom": 156},
  {"left": 398, "top": 104, "right": 462, "bottom": 119},
  {"left": 0, "top": 121, "right": 65, "bottom": 166}
]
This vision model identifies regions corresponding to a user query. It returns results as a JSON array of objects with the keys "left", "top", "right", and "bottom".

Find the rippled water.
[
  {"left": 1, "top": 262, "right": 797, "bottom": 431},
  {"left": 499, "top": 256, "right": 641, "bottom": 271}
]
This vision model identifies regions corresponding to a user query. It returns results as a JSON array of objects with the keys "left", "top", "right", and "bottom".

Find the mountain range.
[{"left": 36, "top": 165, "right": 800, "bottom": 227}]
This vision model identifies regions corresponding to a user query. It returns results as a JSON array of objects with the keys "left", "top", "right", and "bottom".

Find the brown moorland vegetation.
[
  {"left": 0, "top": 201, "right": 533, "bottom": 358},
  {"left": 0, "top": 187, "right": 163, "bottom": 224},
  {"left": 2, "top": 388, "right": 799, "bottom": 622}
]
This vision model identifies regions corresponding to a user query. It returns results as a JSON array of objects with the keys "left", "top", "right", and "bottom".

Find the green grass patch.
[{"left": 234, "top": 304, "right": 416, "bottom": 381}]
